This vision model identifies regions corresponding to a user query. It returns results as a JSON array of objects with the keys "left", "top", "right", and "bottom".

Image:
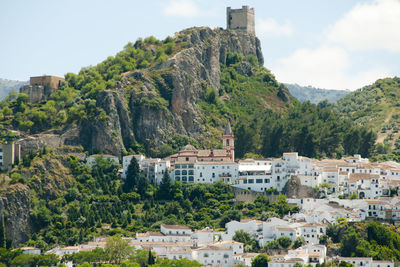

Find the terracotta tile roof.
[
  {"left": 349, "top": 173, "right": 379, "bottom": 182},
  {"left": 161, "top": 224, "right": 191, "bottom": 230}
]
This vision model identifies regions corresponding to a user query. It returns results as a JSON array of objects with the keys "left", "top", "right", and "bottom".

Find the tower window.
[{"left": 226, "top": 139, "right": 230, "bottom": 146}]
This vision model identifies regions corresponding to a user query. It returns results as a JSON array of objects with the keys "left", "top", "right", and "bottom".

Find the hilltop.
[{"left": 285, "top": 83, "right": 350, "bottom": 104}]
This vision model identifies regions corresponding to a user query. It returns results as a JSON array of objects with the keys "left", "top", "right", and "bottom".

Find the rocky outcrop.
[
  {"left": 16, "top": 126, "right": 81, "bottom": 155},
  {"left": 123, "top": 28, "right": 264, "bottom": 154},
  {"left": 283, "top": 176, "right": 318, "bottom": 198},
  {"left": 80, "top": 90, "right": 135, "bottom": 155},
  {"left": 0, "top": 184, "right": 32, "bottom": 247}
]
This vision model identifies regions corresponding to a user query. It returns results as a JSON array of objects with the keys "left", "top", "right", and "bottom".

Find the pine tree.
[
  {"left": 0, "top": 215, "right": 6, "bottom": 248},
  {"left": 158, "top": 171, "right": 172, "bottom": 200},
  {"left": 123, "top": 157, "right": 140, "bottom": 193},
  {"left": 148, "top": 249, "right": 155, "bottom": 265},
  {"left": 137, "top": 175, "right": 148, "bottom": 197}
]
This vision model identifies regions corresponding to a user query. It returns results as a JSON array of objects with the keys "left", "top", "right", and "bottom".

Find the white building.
[
  {"left": 122, "top": 155, "right": 170, "bottom": 185},
  {"left": 192, "top": 245, "right": 234, "bottom": 267},
  {"left": 173, "top": 161, "right": 238, "bottom": 184},
  {"left": 191, "top": 227, "right": 215, "bottom": 247}
]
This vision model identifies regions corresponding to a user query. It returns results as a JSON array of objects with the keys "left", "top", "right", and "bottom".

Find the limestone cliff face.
[
  {"left": 0, "top": 184, "right": 32, "bottom": 247},
  {"left": 88, "top": 27, "right": 264, "bottom": 155},
  {"left": 80, "top": 90, "right": 135, "bottom": 155}
]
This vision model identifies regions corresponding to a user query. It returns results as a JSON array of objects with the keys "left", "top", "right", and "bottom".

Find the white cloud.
[
  {"left": 272, "top": 46, "right": 391, "bottom": 90},
  {"left": 326, "top": 0, "right": 400, "bottom": 52},
  {"left": 163, "top": 0, "right": 200, "bottom": 18},
  {"left": 257, "top": 18, "right": 293, "bottom": 38}
]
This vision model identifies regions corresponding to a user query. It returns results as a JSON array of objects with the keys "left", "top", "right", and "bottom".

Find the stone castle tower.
[
  {"left": 226, "top": 5, "right": 255, "bottom": 35},
  {"left": 20, "top": 75, "right": 64, "bottom": 103}
]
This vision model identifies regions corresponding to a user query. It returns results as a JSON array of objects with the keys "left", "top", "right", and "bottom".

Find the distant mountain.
[
  {"left": 0, "top": 78, "right": 28, "bottom": 100},
  {"left": 285, "top": 83, "right": 350, "bottom": 104}
]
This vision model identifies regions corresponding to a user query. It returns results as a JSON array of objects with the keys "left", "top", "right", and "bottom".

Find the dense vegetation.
[
  {"left": 231, "top": 101, "right": 376, "bottom": 159},
  {"left": 336, "top": 77, "right": 400, "bottom": 161},
  {"left": 325, "top": 220, "right": 400, "bottom": 261},
  {"left": 0, "top": 151, "right": 298, "bottom": 251}
]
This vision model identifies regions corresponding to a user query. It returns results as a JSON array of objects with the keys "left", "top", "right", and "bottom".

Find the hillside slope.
[
  {"left": 285, "top": 83, "right": 350, "bottom": 104},
  {"left": 336, "top": 77, "right": 400, "bottom": 158},
  {"left": 0, "top": 27, "right": 292, "bottom": 157}
]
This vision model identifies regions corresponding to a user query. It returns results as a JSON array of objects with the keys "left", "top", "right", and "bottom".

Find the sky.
[{"left": 0, "top": 0, "right": 399, "bottom": 90}]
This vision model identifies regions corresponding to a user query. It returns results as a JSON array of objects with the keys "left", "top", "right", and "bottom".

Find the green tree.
[
  {"left": 251, "top": 254, "right": 270, "bottom": 267},
  {"left": 233, "top": 230, "right": 258, "bottom": 252},
  {"left": 292, "top": 236, "right": 306, "bottom": 249},
  {"left": 158, "top": 171, "right": 172, "bottom": 200},
  {"left": 277, "top": 236, "right": 292, "bottom": 249},
  {"left": 147, "top": 250, "right": 155, "bottom": 265},
  {"left": 340, "top": 229, "right": 361, "bottom": 257},
  {"left": 123, "top": 157, "right": 140, "bottom": 193},
  {"left": 105, "top": 236, "right": 133, "bottom": 264}
]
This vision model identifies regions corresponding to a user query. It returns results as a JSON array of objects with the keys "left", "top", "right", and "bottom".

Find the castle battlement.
[{"left": 226, "top": 5, "right": 255, "bottom": 35}]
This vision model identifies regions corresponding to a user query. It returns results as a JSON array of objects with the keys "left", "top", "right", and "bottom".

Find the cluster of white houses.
[
  {"left": 86, "top": 122, "right": 400, "bottom": 200},
  {"left": 41, "top": 213, "right": 397, "bottom": 267},
  {"left": 40, "top": 195, "right": 400, "bottom": 266}
]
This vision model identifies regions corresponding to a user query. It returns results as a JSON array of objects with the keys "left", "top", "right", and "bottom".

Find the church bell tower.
[{"left": 222, "top": 120, "right": 235, "bottom": 161}]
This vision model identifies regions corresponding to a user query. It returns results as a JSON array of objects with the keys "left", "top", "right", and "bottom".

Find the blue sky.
[{"left": 0, "top": 0, "right": 399, "bottom": 90}]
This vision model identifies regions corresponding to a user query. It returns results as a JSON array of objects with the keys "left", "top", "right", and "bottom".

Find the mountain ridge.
[{"left": 285, "top": 83, "right": 351, "bottom": 104}]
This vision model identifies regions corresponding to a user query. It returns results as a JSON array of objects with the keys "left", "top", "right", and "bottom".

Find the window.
[
  {"left": 256, "top": 179, "right": 262, "bottom": 183},
  {"left": 204, "top": 253, "right": 209, "bottom": 258},
  {"left": 186, "top": 157, "right": 189, "bottom": 161},
  {"left": 244, "top": 179, "right": 247, "bottom": 184},
  {"left": 248, "top": 179, "right": 254, "bottom": 184},
  {"left": 188, "top": 164, "right": 194, "bottom": 168},
  {"left": 182, "top": 176, "right": 187, "bottom": 181},
  {"left": 175, "top": 170, "right": 180, "bottom": 175},
  {"left": 189, "top": 170, "right": 194, "bottom": 175},
  {"left": 175, "top": 165, "right": 180, "bottom": 169},
  {"left": 182, "top": 170, "right": 187, "bottom": 175},
  {"left": 200, "top": 172, "right": 203, "bottom": 177},
  {"left": 264, "top": 179, "right": 270, "bottom": 183},
  {"left": 189, "top": 176, "right": 194, "bottom": 182},
  {"left": 212, "top": 173, "right": 215, "bottom": 178},
  {"left": 175, "top": 177, "right": 180, "bottom": 181}
]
